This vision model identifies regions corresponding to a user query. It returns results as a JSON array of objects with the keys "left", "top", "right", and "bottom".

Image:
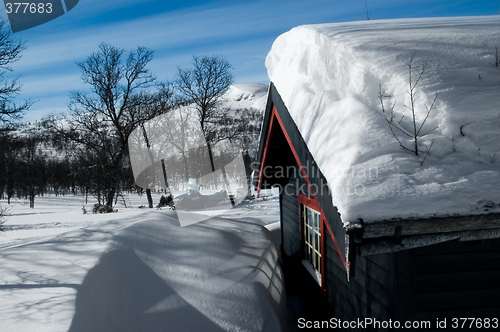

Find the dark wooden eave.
[
  {"left": 346, "top": 213, "right": 500, "bottom": 256},
  {"left": 354, "top": 212, "right": 500, "bottom": 239}
]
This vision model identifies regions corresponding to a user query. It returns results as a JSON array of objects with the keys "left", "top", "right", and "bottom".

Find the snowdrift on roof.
[{"left": 266, "top": 16, "right": 500, "bottom": 224}]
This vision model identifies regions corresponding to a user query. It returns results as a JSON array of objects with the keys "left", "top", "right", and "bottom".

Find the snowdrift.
[
  {"left": 68, "top": 212, "right": 288, "bottom": 332},
  {"left": 266, "top": 16, "right": 500, "bottom": 224}
]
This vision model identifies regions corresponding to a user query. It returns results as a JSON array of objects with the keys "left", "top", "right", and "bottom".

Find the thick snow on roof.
[{"left": 266, "top": 16, "right": 500, "bottom": 224}]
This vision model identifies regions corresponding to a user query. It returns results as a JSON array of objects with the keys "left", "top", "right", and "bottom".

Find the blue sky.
[{"left": 2, "top": 0, "right": 499, "bottom": 122}]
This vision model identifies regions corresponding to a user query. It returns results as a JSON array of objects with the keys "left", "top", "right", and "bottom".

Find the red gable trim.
[
  {"left": 257, "top": 106, "right": 276, "bottom": 196},
  {"left": 259, "top": 105, "right": 347, "bottom": 272}
]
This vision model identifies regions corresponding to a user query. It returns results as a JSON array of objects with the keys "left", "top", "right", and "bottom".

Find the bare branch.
[
  {"left": 416, "top": 93, "right": 438, "bottom": 136},
  {"left": 420, "top": 139, "right": 435, "bottom": 166},
  {"left": 175, "top": 54, "right": 233, "bottom": 140},
  {"left": 378, "top": 84, "right": 390, "bottom": 113},
  {"left": 387, "top": 119, "right": 413, "bottom": 138},
  {"left": 386, "top": 119, "right": 414, "bottom": 153},
  {"left": 460, "top": 120, "right": 475, "bottom": 136},
  {"left": 0, "top": 18, "right": 32, "bottom": 123},
  {"left": 419, "top": 126, "right": 438, "bottom": 138},
  {"left": 365, "top": 0, "right": 371, "bottom": 20}
]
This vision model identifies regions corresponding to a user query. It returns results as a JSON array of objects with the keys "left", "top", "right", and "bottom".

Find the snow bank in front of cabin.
[
  {"left": 69, "top": 214, "right": 287, "bottom": 332},
  {"left": 266, "top": 16, "right": 500, "bottom": 224},
  {"left": 0, "top": 195, "right": 286, "bottom": 332}
]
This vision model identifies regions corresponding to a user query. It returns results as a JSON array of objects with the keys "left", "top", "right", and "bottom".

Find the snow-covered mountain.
[
  {"left": 10, "top": 83, "right": 268, "bottom": 134},
  {"left": 223, "top": 83, "right": 268, "bottom": 111}
]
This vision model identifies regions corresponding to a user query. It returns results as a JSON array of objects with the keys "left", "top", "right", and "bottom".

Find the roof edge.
[{"left": 346, "top": 212, "right": 500, "bottom": 239}]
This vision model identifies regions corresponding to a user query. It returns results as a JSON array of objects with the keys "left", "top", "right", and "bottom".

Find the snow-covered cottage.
[{"left": 256, "top": 16, "right": 500, "bottom": 325}]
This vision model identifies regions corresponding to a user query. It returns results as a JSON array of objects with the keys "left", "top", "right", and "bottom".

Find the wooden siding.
[
  {"left": 280, "top": 174, "right": 302, "bottom": 260},
  {"left": 325, "top": 239, "right": 395, "bottom": 328},
  {"left": 413, "top": 238, "right": 500, "bottom": 323}
]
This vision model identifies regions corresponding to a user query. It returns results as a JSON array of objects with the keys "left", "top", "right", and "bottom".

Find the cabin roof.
[{"left": 264, "top": 16, "right": 500, "bottom": 226}]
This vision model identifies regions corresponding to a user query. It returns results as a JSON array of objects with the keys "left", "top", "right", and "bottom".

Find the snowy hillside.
[
  {"left": 266, "top": 16, "right": 500, "bottom": 224},
  {"left": 10, "top": 83, "right": 268, "bottom": 136},
  {"left": 224, "top": 83, "right": 268, "bottom": 111}
]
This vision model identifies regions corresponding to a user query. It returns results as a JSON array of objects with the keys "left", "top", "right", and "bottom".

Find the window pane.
[{"left": 302, "top": 204, "right": 322, "bottom": 276}]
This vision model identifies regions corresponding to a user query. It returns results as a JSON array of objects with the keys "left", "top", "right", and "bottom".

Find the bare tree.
[
  {"left": 384, "top": 56, "right": 438, "bottom": 159},
  {"left": 174, "top": 55, "right": 245, "bottom": 205},
  {"left": 17, "top": 135, "right": 47, "bottom": 208},
  {"left": 49, "top": 43, "right": 173, "bottom": 210},
  {"left": 175, "top": 54, "right": 234, "bottom": 144},
  {"left": 0, "top": 19, "right": 32, "bottom": 124}
]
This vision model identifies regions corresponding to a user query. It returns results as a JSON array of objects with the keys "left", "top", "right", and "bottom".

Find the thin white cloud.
[{"left": 12, "top": 0, "right": 351, "bottom": 71}]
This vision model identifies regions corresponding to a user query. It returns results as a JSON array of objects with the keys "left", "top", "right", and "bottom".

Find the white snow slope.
[
  {"left": 0, "top": 194, "right": 285, "bottom": 332},
  {"left": 266, "top": 16, "right": 500, "bottom": 225}
]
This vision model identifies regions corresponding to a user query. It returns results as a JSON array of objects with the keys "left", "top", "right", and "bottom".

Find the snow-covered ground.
[
  {"left": 0, "top": 82, "right": 280, "bottom": 331},
  {"left": 266, "top": 16, "right": 500, "bottom": 224},
  {"left": 0, "top": 193, "right": 286, "bottom": 332}
]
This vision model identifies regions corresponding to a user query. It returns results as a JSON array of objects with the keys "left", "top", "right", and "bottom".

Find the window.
[{"left": 302, "top": 204, "right": 322, "bottom": 281}]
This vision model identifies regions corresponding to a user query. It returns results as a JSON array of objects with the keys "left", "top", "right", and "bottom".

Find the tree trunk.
[
  {"left": 29, "top": 192, "right": 35, "bottom": 209},
  {"left": 106, "top": 189, "right": 115, "bottom": 211},
  {"left": 181, "top": 151, "right": 190, "bottom": 182},
  {"left": 146, "top": 188, "right": 153, "bottom": 208}
]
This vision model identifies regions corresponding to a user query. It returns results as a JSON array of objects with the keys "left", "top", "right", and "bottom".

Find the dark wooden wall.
[
  {"left": 325, "top": 242, "right": 397, "bottom": 329},
  {"left": 280, "top": 172, "right": 302, "bottom": 261},
  {"left": 396, "top": 238, "right": 500, "bottom": 329},
  {"left": 331, "top": 238, "right": 500, "bottom": 331}
]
